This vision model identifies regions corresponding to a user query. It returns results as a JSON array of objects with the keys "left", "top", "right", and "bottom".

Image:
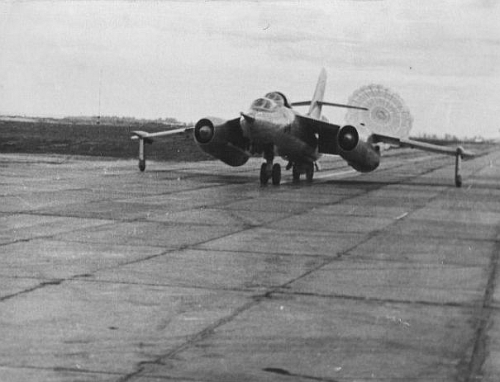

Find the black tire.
[
  {"left": 260, "top": 163, "right": 269, "bottom": 185},
  {"left": 455, "top": 174, "right": 462, "bottom": 188},
  {"left": 292, "top": 165, "right": 300, "bottom": 183},
  {"left": 272, "top": 163, "right": 281, "bottom": 186},
  {"left": 139, "top": 159, "right": 146, "bottom": 172},
  {"left": 305, "top": 163, "right": 314, "bottom": 183}
]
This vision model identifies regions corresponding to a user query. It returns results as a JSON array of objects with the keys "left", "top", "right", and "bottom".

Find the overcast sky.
[{"left": 0, "top": 0, "right": 499, "bottom": 138}]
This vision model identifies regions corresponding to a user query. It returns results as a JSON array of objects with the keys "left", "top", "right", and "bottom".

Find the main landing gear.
[
  {"left": 291, "top": 162, "right": 314, "bottom": 184},
  {"left": 259, "top": 147, "right": 318, "bottom": 186}
]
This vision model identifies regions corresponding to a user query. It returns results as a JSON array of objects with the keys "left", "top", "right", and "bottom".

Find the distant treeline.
[
  {"left": 0, "top": 119, "right": 210, "bottom": 161},
  {"left": 0, "top": 115, "right": 189, "bottom": 127},
  {"left": 0, "top": 118, "right": 494, "bottom": 161},
  {"left": 65, "top": 115, "right": 188, "bottom": 126}
]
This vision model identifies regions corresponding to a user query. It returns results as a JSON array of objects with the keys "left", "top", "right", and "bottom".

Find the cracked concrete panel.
[
  {"left": 197, "top": 227, "right": 365, "bottom": 257},
  {"left": 52, "top": 221, "right": 242, "bottom": 249},
  {"left": 0, "top": 366, "right": 119, "bottom": 382},
  {"left": 133, "top": 296, "right": 473, "bottom": 382},
  {"left": 0, "top": 149, "right": 498, "bottom": 382},
  {"left": 425, "top": 191, "right": 500, "bottom": 213},
  {"left": 481, "top": 310, "right": 500, "bottom": 382},
  {"left": 123, "top": 185, "right": 258, "bottom": 207},
  {"left": 0, "top": 239, "right": 166, "bottom": 279},
  {"left": 365, "top": 186, "right": 444, "bottom": 200},
  {"left": 0, "top": 278, "right": 43, "bottom": 300},
  {"left": 259, "top": 187, "right": 365, "bottom": 205},
  {"left": 349, "top": 234, "right": 495, "bottom": 267},
  {"left": 290, "top": 259, "right": 488, "bottom": 305},
  {"left": 220, "top": 198, "right": 321, "bottom": 214},
  {"left": 311, "top": 203, "right": 410, "bottom": 219},
  {"left": 268, "top": 213, "right": 395, "bottom": 234},
  {"left": 407, "top": 208, "right": 500, "bottom": 226},
  {"left": 0, "top": 280, "right": 252, "bottom": 375},
  {"left": 0, "top": 214, "right": 113, "bottom": 245},
  {"left": 385, "top": 218, "right": 498, "bottom": 241},
  {"left": 145, "top": 207, "right": 290, "bottom": 227},
  {"left": 37, "top": 200, "right": 189, "bottom": 221},
  {"left": 90, "top": 249, "right": 325, "bottom": 292}
]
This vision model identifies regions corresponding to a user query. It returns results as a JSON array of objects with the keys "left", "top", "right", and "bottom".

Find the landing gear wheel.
[
  {"left": 260, "top": 163, "right": 270, "bottom": 185},
  {"left": 139, "top": 159, "right": 146, "bottom": 172},
  {"left": 292, "top": 165, "right": 301, "bottom": 184},
  {"left": 305, "top": 163, "right": 314, "bottom": 183},
  {"left": 271, "top": 163, "right": 281, "bottom": 186},
  {"left": 455, "top": 148, "right": 463, "bottom": 188}
]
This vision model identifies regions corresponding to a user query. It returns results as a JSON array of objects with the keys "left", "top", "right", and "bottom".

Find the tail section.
[
  {"left": 308, "top": 68, "right": 327, "bottom": 119},
  {"left": 291, "top": 69, "right": 367, "bottom": 117}
]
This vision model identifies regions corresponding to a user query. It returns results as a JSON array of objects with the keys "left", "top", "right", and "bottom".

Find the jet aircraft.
[{"left": 132, "top": 69, "right": 473, "bottom": 187}]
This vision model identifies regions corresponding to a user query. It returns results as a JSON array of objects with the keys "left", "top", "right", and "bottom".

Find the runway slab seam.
[
  {"left": 459, "top": 232, "right": 500, "bottom": 382},
  {"left": 116, "top": 153, "right": 498, "bottom": 381},
  {"left": 0, "top": 149, "right": 499, "bottom": 381}
]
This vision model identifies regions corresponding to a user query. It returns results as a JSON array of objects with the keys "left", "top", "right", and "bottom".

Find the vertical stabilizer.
[{"left": 307, "top": 68, "right": 327, "bottom": 119}]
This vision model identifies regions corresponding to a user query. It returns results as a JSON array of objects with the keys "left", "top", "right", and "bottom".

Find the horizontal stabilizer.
[
  {"left": 291, "top": 100, "right": 368, "bottom": 111},
  {"left": 373, "top": 133, "right": 475, "bottom": 158},
  {"left": 290, "top": 101, "right": 313, "bottom": 107}
]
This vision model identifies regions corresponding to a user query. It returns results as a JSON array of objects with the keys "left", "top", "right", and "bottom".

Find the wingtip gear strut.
[{"left": 455, "top": 146, "right": 463, "bottom": 188}]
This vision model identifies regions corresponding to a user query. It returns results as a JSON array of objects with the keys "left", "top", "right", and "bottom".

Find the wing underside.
[
  {"left": 295, "top": 114, "right": 341, "bottom": 155},
  {"left": 372, "top": 133, "right": 475, "bottom": 158}
]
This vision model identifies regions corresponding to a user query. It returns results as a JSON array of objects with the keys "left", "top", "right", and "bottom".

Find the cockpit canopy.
[
  {"left": 250, "top": 92, "right": 291, "bottom": 112},
  {"left": 250, "top": 97, "right": 277, "bottom": 111},
  {"left": 265, "top": 92, "right": 291, "bottom": 108}
]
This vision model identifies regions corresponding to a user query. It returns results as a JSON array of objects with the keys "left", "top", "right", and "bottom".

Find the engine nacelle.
[
  {"left": 337, "top": 125, "right": 380, "bottom": 173},
  {"left": 194, "top": 117, "right": 250, "bottom": 167}
]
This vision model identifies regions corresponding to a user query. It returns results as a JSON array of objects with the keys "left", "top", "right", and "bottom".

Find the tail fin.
[
  {"left": 307, "top": 68, "right": 327, "bottom": 119},
  {"left": 290, "top": 69, "right": 367, "bottom": 116}
]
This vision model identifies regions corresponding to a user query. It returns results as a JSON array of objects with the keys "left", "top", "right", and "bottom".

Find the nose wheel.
[{"left": 260, "top": 163, "right": 281, "bottom": 186}]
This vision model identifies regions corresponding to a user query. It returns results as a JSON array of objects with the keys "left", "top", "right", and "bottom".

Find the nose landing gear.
[
  {"left": 260, "top": 162, "right": 281, "bottom": 186},
  {"left": 260, "top": 148, "right": 281, "bottom": 186}
]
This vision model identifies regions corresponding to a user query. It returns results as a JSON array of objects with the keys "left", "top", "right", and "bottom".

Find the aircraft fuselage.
[{"left": 240, "top": 96, "right": 319, "bottom": 164}]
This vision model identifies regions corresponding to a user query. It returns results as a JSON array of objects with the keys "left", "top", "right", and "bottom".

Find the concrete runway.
[{"left": 0, "top": 148, "right": 499, "bottom": 382}]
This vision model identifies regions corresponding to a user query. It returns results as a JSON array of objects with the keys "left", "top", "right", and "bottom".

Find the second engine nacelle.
[
  {"left": 337, "top": 125, "right": 380, "bottom": 173},
  {"left": 194, "top": 117, "right": 250, "bottom": 167}
]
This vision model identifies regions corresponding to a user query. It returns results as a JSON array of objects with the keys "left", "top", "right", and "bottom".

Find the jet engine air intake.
[
  {"left": 193, "top": 117, "right": 250, "bottom": 167},
  {"left": 194, "top": 119, "right": 215, "bottom": 144},
  {"left": 337, "top": 125, "right": 359, "bottom": 151},
  {"left": 337, "top": 125, "right": 380, "bottom": 173}
]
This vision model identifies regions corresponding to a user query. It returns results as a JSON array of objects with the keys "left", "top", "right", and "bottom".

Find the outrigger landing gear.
[
  {"left": 455, "top": 147, "right": 464, "bottom": 188},
  {"left": 260, "top": 148, "right": 281, "bottom": 186},
  {"left": 137, "top": 137, "right": 153, "bottom": 172},
  {"left": 138, "top": 138, "right": 146, "bottom": 172}
]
